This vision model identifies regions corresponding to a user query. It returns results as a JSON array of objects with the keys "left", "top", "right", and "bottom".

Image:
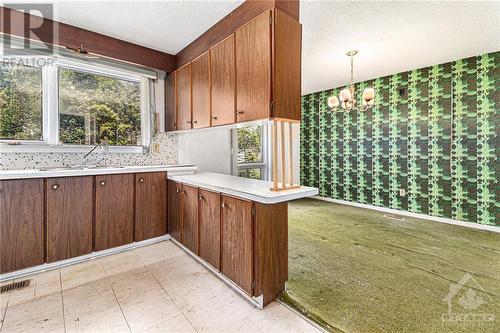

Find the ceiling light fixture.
[{"left": 327, "top": 50, "right": 375, "bottom": 112}]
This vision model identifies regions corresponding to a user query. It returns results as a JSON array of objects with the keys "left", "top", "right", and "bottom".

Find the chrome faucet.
[{"left": 83, "top": 140, "right": 109, "bottom": 166}]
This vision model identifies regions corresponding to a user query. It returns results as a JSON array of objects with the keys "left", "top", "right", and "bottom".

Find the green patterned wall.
[{"left": 300, "top": 52, "right": 499, "bottom": 225}]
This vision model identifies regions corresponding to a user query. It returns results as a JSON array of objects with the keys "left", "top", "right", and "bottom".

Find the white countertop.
[
  {"left": 0, "top": 164, "right": 197, "bottom": 180},
  {"left": 168, "top": 172, "right": 318, "bottom": 204}
]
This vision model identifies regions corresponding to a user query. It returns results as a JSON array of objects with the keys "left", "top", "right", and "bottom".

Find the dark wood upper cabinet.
[
  {"left": 235, "top": 11, "right": 272, "bottom": 123},
  {"left": 0, "top": 179, "right": 44, "bottom": 273},
  {"left": 168, "top": 180, "right": 182, "bottom": 242},
  {"left": 135, "top": 172, "right": 167, "bottom": 242},
  {"left": 210, "top": 35, "right": 236, "bottom": 126},
  {"left": 46, "top": 176, "right": 93, "bottom": 263},
  {"left": 165, "top": 72, "right": 177, "bottom": 132},
  {"left": 272, "top": 10, "right": 302, "bottom": 120},
  {"left": 95, "top": 174, "right": 134, "bottom": 251},
  {"left": 181, "top": 184, "right": 199, "bottom": 254},
  {"left": 191, "top": 52, "right": 211, "bottom": 129},
  {"left": 177, "top": 63, "right": 192, "bottom": 131},
  {"left": 198, "top": 189, "right": 221, "bottom": 269},
  {"left": 221, "top": 195, "right": 253, "bottom": 295}
]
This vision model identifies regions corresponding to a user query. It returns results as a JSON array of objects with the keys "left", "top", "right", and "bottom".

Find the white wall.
[{"left": 177, "top": 127, "right": 233, "bottom": 174}]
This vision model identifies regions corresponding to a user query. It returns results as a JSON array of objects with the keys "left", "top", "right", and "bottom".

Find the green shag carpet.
[{"left": 282, "top": 198, "right": 500, "bottom": 333}]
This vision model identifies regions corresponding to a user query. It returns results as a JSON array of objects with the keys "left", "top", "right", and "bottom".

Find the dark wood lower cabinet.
[
  {"left": 95, "top": 174, "right": 134, "bottom": 251},
  {"left": 135, "top": 172, "right": 167, "bottom": 241},
  {"left": 0, "top": 179, "right": 44, "bottom": 273},
  {"left": 46, "top": 176, "right": 93, "bottom": 262},
  {"left": 221, "top": 195, "right": 253, "bottom": 295},
  {"left": 198, "top": 189, "right": 221, "bottom": 269},
  {"left": 168, "top": 180, "right": 182, "bottom": 241},
  {"left": 253, "top": 202, "right": 288, "bottom": 306},
  {"left": 181, "top": 184, "right": 199, "bottom": 254}
]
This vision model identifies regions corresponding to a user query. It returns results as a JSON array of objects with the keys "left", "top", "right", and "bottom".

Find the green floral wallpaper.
[{"left": 300, "top": 51, "right": 499, "bottom": 225}]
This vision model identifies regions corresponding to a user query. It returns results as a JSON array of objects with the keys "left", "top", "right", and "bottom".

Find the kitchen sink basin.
[{"left": 39, "top": 165, "right": 124, "bottom": 171}]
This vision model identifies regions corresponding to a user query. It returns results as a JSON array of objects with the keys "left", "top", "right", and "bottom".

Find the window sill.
[{"left": 0, "top": 144, "right": 144, "bottom": 154}]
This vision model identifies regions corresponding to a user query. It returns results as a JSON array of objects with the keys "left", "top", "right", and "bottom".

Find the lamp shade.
[
  {"left": 339, "top": 88, "right": 352, "bottom": 102},
  {"left": 362, "top": 87, "right": 375, "bottom": 102},
  {"left": 327, "top": 96, "right": 339, "bottom": 108}
]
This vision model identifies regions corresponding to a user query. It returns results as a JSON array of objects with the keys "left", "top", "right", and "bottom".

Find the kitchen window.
[
  {"left": 58, "top": 67, "right": 141, "bottom": 146},
  {"left": 0, "top": 55, "right": 155, "bottom": 152},
  {"left": 233, "top": 125, "right": 268, "bottom": 180}
]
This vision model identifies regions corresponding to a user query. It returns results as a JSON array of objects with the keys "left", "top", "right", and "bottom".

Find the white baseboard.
[
  {"left": 0, "top": 235, "right": 171, "bottom": 282},
  {"left": 312, "top": 196, "right": 499, "bottom": 233}
]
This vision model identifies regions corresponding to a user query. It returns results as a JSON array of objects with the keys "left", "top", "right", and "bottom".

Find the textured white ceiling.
[
  {"left": 5, "top": 1, "right": 499, "bottom": 95},
  {"left": 4, "top": 0, "right": 244, "bottom": 54},
  {"left": 301, "top": 1, "right": 500, "bottom": 94}
]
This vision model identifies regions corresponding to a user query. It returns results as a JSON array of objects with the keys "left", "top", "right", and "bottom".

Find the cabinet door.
[
  {"left": 221, "top": 195, "right": 253, "bottom": 295},
  {"left": 0, "top": 179, "right": 44, "bottom": 273},
  {"left": 135, "top": 172, "right": 167, "bottom": 242},
  {"left": 192, "top": 52, "right": 211, "bottom": 129},
  {"left": 177, "top": 64, "right": 192, "bottom": 130},
  {"left": 235, "top": 11, "right": 271, "bottom": 123},
  {"left": 165, "top": 72, "right": 177, "bottom": 131},
  {"left": 168, "top": 181, "right": 182, "bottom": 242},
  {"left": 272, "top": 10, "right": 302, "bottom": 121},
  {"left": 95, "top": 174, "right": 134, "bottom": 251},
  {"left": 198, "top": 189, "right": 221, "bottom": 269},
  {"left": 46, "top": 176, "right": 93, "bottom": 262},
  {"left": 210, "top": 35, "right": 236, "bottom": 126},
  {"left": 181, "top": 184, "right": 198, "bottom": 254}
]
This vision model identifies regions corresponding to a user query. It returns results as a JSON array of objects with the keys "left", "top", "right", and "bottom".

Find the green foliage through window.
[
  {"left": 0, "top": 64, "right": 43, "bottom": 140},
  {"left": 58, "top": 68, "right": 141, "bottom": 145}
]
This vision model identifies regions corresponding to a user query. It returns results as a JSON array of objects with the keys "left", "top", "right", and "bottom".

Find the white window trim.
[{"left": 0, "top": 56, "right": 151, "bottom": 154}]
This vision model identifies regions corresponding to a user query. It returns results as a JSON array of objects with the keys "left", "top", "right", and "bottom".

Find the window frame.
[
  {"left": 231, "top": 124, "right": 270, "bottom": 181},
  {"left": 0, "top": 56, "right": 150, "bottom": 153}
]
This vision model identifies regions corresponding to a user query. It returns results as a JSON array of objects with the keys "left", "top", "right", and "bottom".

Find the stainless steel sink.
[
  {"left": 39, "top": 165, "right": 124, "bottom": 171},
  {"left": 39, "top": 166, "right": 85, "bottom": 171}
]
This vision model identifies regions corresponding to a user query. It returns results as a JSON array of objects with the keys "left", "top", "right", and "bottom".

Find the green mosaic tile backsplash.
[{"left": 300, "top": 52, "right": 499, "bottom": 225}]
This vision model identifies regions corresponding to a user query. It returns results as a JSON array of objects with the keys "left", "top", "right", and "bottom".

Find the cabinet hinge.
[{"left": 270, "top": 100, "right": 274, "bottom": 116}]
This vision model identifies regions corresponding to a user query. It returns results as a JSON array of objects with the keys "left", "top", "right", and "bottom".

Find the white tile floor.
[{"left": 0, "top": 241, "right": 321, "bottom": 333}]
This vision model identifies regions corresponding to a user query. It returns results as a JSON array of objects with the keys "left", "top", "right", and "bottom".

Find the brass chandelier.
[{"left": 327, "top": 50, "right": 375, "bottom": 112}]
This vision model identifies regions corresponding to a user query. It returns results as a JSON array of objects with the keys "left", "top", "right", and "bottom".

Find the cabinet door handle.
[
  {"left": 186, "top": 120, "right": 192, "bottom": 124},
  {"left": 173, "top": 122, "right": 176, "bottom": 127},
  {"left": 211, "top": 116, "right": 218, "bottom": 120},
  {"left": 193, "top": 120, "right": 198, "bottom": 124},
  {"left": 139, "top": 178, "right": 144, "bottom": 183},
  {"left": 52, "top": 184, "right": 59, "bottom": 190},
  {"left": 221, "top": 202, "right": 227, "bottom": 209},
  {"left": 199, "top": 195, "right": 205, "bottom": 201},
  {"left": 176, "top": 188, "right": 180, "bottom": 193},
  {"left": 236, "top": 110, "right": 244, "bottom": 115},
  {"left": 99, "top": 181, "right": 105, "bottom": 186}
]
